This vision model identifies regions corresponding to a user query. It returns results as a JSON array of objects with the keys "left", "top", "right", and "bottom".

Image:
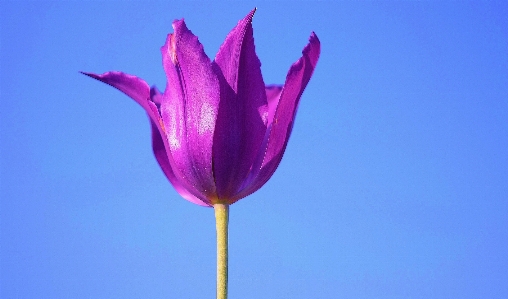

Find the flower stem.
[{"left": 214, "top": 203, "right": 229, "bottom": 299}]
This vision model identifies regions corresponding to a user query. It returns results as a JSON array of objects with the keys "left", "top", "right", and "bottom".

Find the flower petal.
[
  {"left": 160, "top": 19, "right": 220, "bottom": 203},
  {"left": 81, "top": 71, "right": 153, "bottom": 114},
  {"left": 82, "top": 71, "right": 210, "bottom": 205},
  {"left": 149, "top": 89, "right": 210, "bottom": 206},
  {"left": 234, "top": 32, "right": 321, "bottom": 200},
  {"left": 212, "top": 8, "right": 268, "bottom": 201},
  {"left": 265, "top": 85, "right": 283, "bottom": 128},
  {"left": 150, "top": 120, "right": 210, "bottom": 207},
  {"left": 81, "top": 71, "right": 167, "bottom": 140}
]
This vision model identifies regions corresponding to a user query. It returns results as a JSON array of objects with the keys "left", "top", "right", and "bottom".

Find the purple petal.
[
  {"left": 82, "top": 71, "right": 210, "bottom": 205},
  {"left": 159, "top": 19, "right": 220, "bottom": 203},
  {"left": 150, "top": 120, "right": 210, "bottom": 207},
  {"left": 149, "top": 89, "right": 210, "bottom": 206},
  {"left": 212, "top": 8, "right": 269, "bottom": 200},
  {"left": 81, "top": 71, "right": 166, "bottom": 140},
  {"left": 81, "top": 71, "right": 153, "bottom": 114},
  {"left": 265, "top": 85, "right": 283, "bottom": 128},
  {"left": 234, "top": 32, "right": 321, "bottom": 200}
]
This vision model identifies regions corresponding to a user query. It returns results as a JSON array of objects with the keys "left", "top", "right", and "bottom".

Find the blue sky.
[{"left": 1, "top": 1, "right": 507, "bottom": 298}]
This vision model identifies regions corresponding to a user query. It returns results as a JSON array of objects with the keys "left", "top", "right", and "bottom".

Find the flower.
[{"left": 83, "top": 9, "right": 320, "bottom": 207}]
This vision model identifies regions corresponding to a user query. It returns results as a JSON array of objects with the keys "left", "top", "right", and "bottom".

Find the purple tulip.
[{"left": 83, "top": 9, "right": 320, "bottom": 207}]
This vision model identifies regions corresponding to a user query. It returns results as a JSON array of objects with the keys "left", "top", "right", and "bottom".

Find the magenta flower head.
[{"left": 83, "top": 9, "right": 320, "bottom": 207}]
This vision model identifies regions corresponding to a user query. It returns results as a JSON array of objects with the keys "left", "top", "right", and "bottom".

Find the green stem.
[{"left": 214, "top": 203, "right": 229, "bottom": 299}]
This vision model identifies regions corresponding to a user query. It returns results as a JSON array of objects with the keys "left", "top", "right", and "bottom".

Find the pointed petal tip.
[
  {"left": 80, "top": 71, "right": 97, "bottom": 78},
  {"left": 249, "top": 7, "right": 257, "bottom": 19},
  {"left": 170, "top": 19, "right": 191, "bottom": 44},
  {"left": 81, "top": 70, "right": 107, "bottom": 81},
  {"left": 307, "top": 31, "right": 320, "bottom": 51},
  {"left": 81, "top": 70, "right": 124, "bottom": 78},
  {"left": 238, "top": 8, "right": 255, "bottom": 25},
  {"left": 172, "top": 18, "right": 186, "bottom": 29},
  {"left": 81, "top": 71, "right": 150, "bottom": 87},
  {"left": 302, "top": 31, "right": 321, "bottom": 68},
  {"left": 81, "top": 71, "right": 121, "bottom": 83},
  {"left": 309, "top": 32, "right": 320, "bottom": 50}
]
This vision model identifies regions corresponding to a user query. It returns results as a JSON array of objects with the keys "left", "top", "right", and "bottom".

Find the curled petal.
[
  {"left": 81, "top": 71, "right": 152, "bottom": 114},
  {"left": 82, "top": 72, "right": 209, "bottom": 205},
  {"left": 235, "top": 32, "right": 321, "bottom": 200},
  {"left": 81, "top": 72, "right": 164, "bottom": 139}
]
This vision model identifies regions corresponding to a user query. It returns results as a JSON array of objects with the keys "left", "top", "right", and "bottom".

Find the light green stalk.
[{"left": 214, "top": 203, "right": 229, "bottom": 299}]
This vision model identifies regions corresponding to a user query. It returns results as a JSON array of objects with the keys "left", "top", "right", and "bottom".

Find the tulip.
[{"left": 83, "top": 9, "right": 319, "bottom": 299}]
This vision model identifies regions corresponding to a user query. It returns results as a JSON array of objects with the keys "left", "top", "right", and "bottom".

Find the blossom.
[{"left": 83, "top": 9, "right": 320, "bottom": 207}]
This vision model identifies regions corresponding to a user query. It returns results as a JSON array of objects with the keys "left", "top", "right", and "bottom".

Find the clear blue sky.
[{"left": 1, "top": 1, "right": 507, "bottom": 298}]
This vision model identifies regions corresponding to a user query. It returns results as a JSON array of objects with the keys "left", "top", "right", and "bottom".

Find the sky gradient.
[{"left": 1, "top": 1, "right": 507, "bottom": 298}]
